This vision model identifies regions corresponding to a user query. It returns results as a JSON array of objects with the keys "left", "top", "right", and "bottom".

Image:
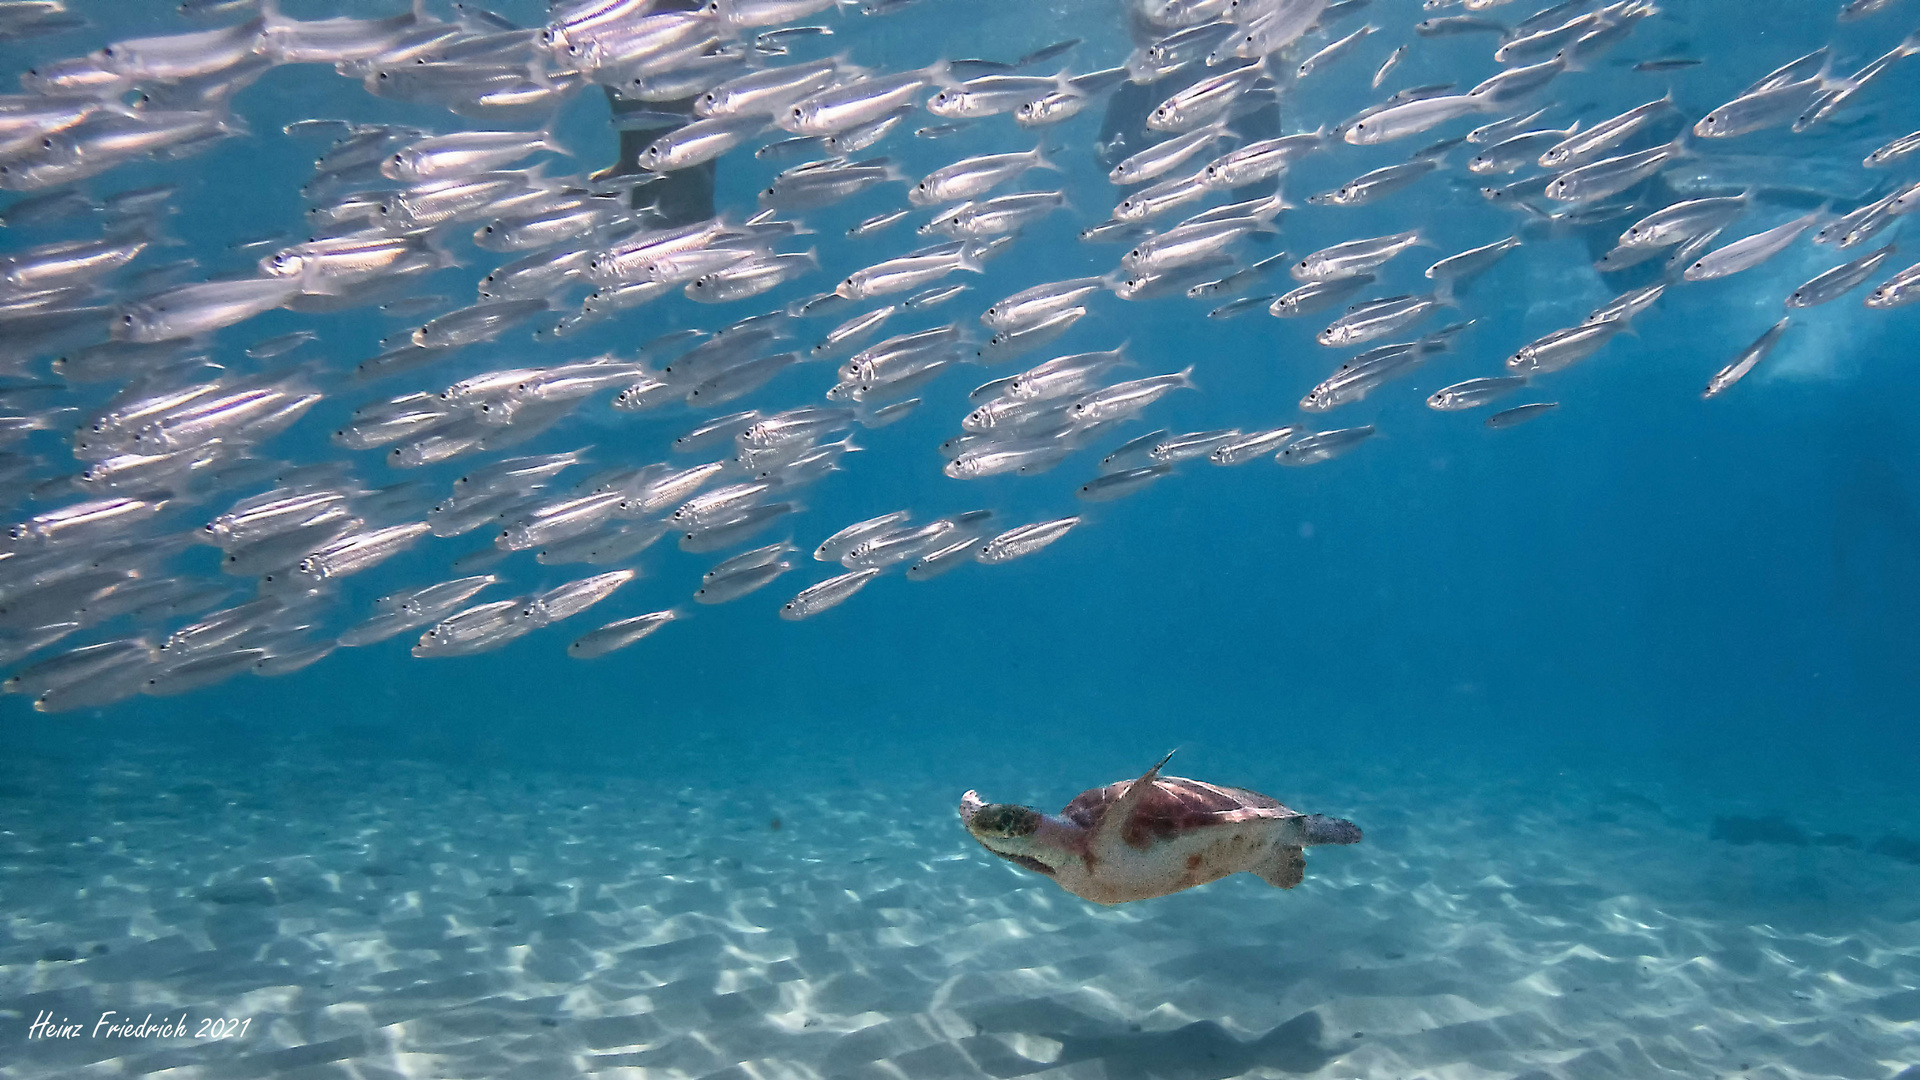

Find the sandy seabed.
[{"left": 2, "top": 734, "right": 1918, "bottom": 1080}]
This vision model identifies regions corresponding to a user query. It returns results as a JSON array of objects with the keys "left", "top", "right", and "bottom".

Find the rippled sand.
[{"left": 3, "top": 738, "right": 1917, "bottom": 1080}]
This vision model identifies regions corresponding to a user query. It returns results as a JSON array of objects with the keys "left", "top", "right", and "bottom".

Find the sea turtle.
[{"left": 958, "top": 751, "right": 1362, "bottom": 905}]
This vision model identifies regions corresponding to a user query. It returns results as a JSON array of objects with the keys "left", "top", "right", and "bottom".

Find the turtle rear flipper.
[{"left": 1255, "top": 845, "right": 1305, "bottom": 889}]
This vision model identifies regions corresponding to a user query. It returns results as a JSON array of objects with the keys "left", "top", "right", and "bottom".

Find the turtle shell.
[{"left": 1061, "top": 776, "right": 1297, "bottom": 851}]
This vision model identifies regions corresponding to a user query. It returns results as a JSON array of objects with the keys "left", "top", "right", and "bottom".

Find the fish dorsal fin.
[{"left": 1093, "top": 750, "right": 1176, "bottom": 847}]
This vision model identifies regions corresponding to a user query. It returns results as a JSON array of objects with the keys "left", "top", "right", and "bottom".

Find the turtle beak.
[{"left": 958, "top": 790, "right": 986, "bottom": 829}]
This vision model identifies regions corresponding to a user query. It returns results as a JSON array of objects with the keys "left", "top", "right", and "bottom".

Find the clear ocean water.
[{"left": 2, "top": 0, "right": 1918, "bottom": 1077}]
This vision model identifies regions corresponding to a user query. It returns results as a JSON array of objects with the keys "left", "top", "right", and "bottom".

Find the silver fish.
[
  {"left": 1270, "top": 274, "right": 1377, "bottom": 316},
  {"left": 1785, "top": 245, "right": 1896, "bottom": 308},
  {"left": 1318, "top": 294, "right": 1445, "bottom": 347},
  {"left": 1343, "top": 94, "right": 1479, "bottom": 146},
  {"left": 814, "top": 510, "right": 913, "bottom": 562},
  {"left": 1542, "top": 136, "right": 1685, "bottom": 203},
  {"left": 976, "top": 517, "right": 1079, "bottom": 563},
  {"left": 1682, "top": 209, "right": 1824, "bottom": 282},
  {"left": 1208, "top": 426, "right": 1299, "bottom": 464},
  {"left": 783, "top": 69, "right": 934, "bottom": 136},
  {"left": 1146, "top": 63, "right": 1263, "bottom": 133},
  {"left": 1467, "top": 124, "right": 1578, "bottom": 175},
  {"left": 1865, "top": 129, "right": 1920, "bottom": 168},
  {"left": 1424, "top": 236, "right": 1520, "bottom": 294},
  {"left": 910, "top": 145, "right": 1055, "bottom": 206},
  {"left": 1538, "top": 93, "right": 1672, "bottom": 168},
  {"left": 1863, "top": 259, "right": 1920, "bottom": 308},
  {"left": 1484, "top": 402, "right": 1559, "bottom": 427},
  {"left": 1703, "top": 318, "right": 1790, "bottom": 398},
  {"left": 778, "top": 567, "right": 881, "bottom": 619},
  {"left": 1110, "top": 121, "right": 1229, "bottom": 185},
  {"left": 1294, "top": 231, "right": 1425, "bottom": 281},
  {"left": 1695, "top": 73, "right": 1833, "bottom": 139},
  {"left": 1506, "top": 321, "right": 1621, "bottom": 373},
  {"left": 1584, "top": 282, "right": 1667, "bottom": 325},
  {"left": 1277, "top": 425, "right": 1375, "bottom": 465},
  {"left": 1309, "top": 159, "right": 1438, "bottom": 207},
  {"left": 1296, "top": 24, "right": 1375, "bottom": 79},
  {"left": 1077, "top": 464, "right": 1172, "bottom": 501},
  {"left": 115, "top": 278, "right": 299, "bottom": 342},
  {"left": 1201, "top": 129, "right": 1325, "bottom": 188},
  {"left": 1617, "top": 196, "right": 1748, "bottom": 250},
  {"left": 1427, "top": 375, "right": 1528, "bottom": 410}
]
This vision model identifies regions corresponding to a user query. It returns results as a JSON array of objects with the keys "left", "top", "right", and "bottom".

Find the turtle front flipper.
[
  {"left": 1255, "top": 845, "right": 1306, "bottom": 889},
  {"left": 1090, "top": 749, "right": 1177, "bottom": 851}
]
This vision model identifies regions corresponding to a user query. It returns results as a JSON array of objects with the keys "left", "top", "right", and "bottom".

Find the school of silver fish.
[{"left": 0, "top": 0, "right": 1916, "bottom": 711}]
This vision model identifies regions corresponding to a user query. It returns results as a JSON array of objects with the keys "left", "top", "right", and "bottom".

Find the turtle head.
[
  {"left": 969, "top": 803, "right": 1041, "bottom": 839},
  {"left": 959, "top": 790, "right": 1059, "bottom": 876}
]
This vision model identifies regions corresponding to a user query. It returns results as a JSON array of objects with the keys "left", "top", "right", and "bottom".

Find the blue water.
[{"left": 3, "top": 0, "right": 1920, "bottom": 1076}]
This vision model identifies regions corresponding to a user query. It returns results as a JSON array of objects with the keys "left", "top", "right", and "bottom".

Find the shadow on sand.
[{"left": 958, "top": 1001, "right": 1339, "bottom": 1079}]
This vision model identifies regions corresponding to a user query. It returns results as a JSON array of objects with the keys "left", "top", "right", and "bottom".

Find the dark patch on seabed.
[
  {"left": 2, "top": 736, "right": 1918, "bottom": 1079},
  {"left": 1708, "top": 814, "right": 1920, "bottom": 867}
]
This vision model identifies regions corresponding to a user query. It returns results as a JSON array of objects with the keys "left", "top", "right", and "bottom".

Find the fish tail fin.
[
  {"left": 1031, "top": 142, "right": 1062, "bottom": 172},
  {"left": 105, "top": 210, "right": 181, "bottom": 249},
  {"left": 1176, "top": 364, "right": 1197, "bottom": 389},
  {"left": 922, "top": 58, "right": 956, "bottom": 88},
  {"left": 1512, "top": 201, "right": 1554, "bottom": 233},
  {"left": 414, "top": 228, "right": 466, "bottom": 271},
  {"left": 866, "top": 400, "right": 919, "bottom": 428},
  {"left": 1018, "top": 37, "right": 1080, "bottom": 68},
  {"left": 537, "top": 117, "right": 574, "bottom": 159}
]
